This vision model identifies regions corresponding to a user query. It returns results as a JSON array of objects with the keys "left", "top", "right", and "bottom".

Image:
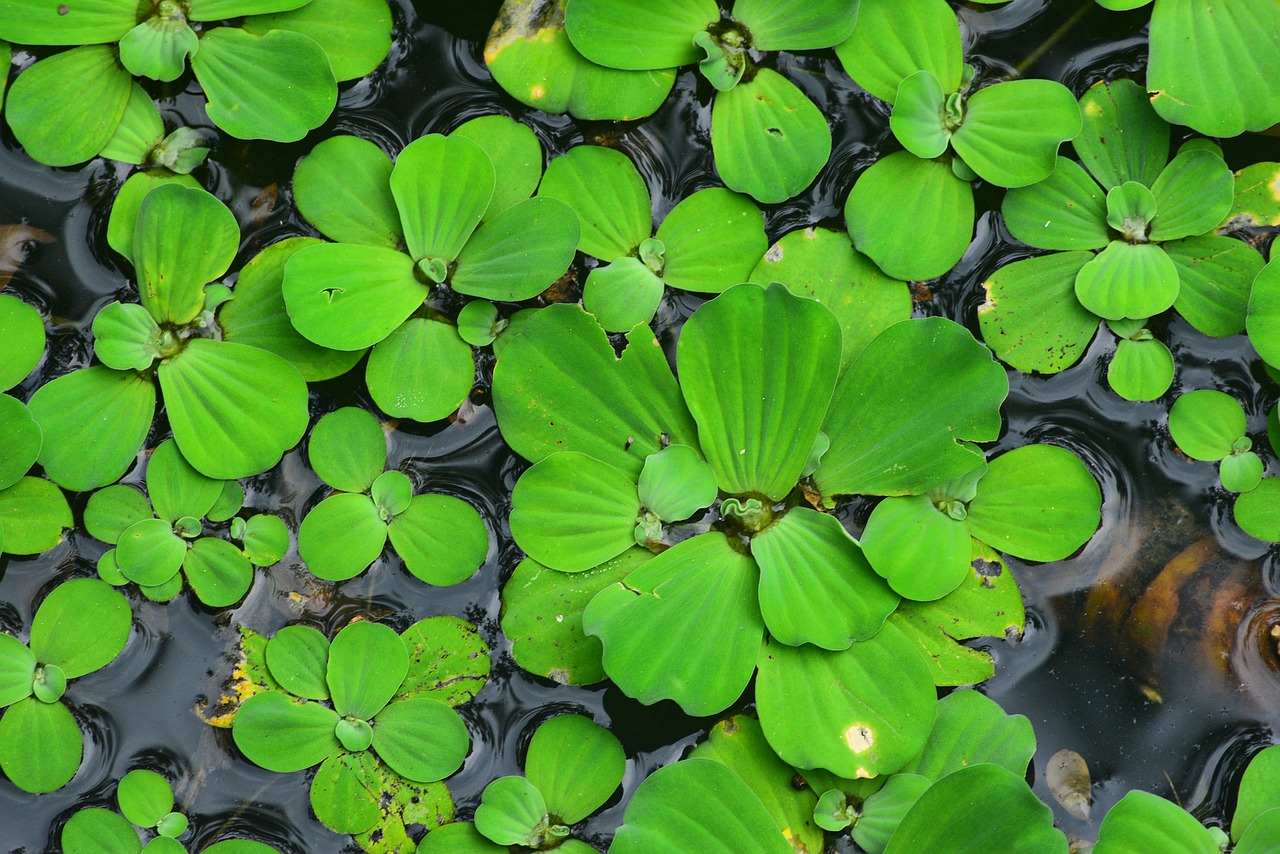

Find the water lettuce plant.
[
  {"left": 0, "top": 0, "right": 392, "bottom": 165},
  {"left": 562, "top": 0, "right": 857, "bottom": 203},
  {"left": 537, "top": 144, "right": 767, "bottom": 332},
  {"left": 981, "top": 78, "right": 1261, "bottom": 401},
  {"left": 62, "top": 768, "right": 279, "bottom": 854},
  {"left": 230, "top": 617, "right": 487, "bottom": 840},
  {"left": 0, "top": 578, "right": 132, "bottom": 793},
  {"left": 283, "top": 117, "right": 580, "bottom": 422},
  {"left": 84, "top": 439, "right": 288, "bottom": 606},
  {"left": 838, "top": 0, "right": 1081, "bottom": 280},
  {"left": 494, "top": 281, "right": 1067, "bottom": 778},
  {"left": 27, "top": 183, "right": 309, "bottom": 491}
]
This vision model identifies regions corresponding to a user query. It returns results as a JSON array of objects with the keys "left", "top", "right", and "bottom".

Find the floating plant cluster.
[{"left": 2, "top": 0, "right": 1280, "bottom": 851}]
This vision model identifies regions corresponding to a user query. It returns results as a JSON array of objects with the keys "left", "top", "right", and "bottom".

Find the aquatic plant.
[
  {"left": 297, "top": 407, "right": 488, "bottom": 583},
  {"left": 981, "top": 78, "right": 1260, "bottom": 401},
  {"left": 560, "top": 0, "right": 856, "bottom": 203},
  {"left": 84, "top": 439, "right": 287, "bottom": 606},
  {"left": 0, "top": 579, "right": 132, "bottom": 793},
  {"left": 537, "top": 144, "right": 767, "bottom": 332},
  {"left": 423, "top": 714, "right": 624, "bottom": 853},
  {"left": 282, "top": 116, "right": 580, "bottom": 422},
  {"left": 839, "top": 0, "right": 1081, "bottom": 280},
  {"left": 0, "top": 0, "right": 392, "bottom": 165},
  {"left": 229, "top": 617, "right": 488, "bottom": 843},
  {"left": 28, "top": 184, "right": 310, "bottom": 490}
]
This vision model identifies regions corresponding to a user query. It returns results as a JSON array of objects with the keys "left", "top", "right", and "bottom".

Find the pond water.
[{"left": 1, "top": 0, "right": 1278, "bottom": 850}]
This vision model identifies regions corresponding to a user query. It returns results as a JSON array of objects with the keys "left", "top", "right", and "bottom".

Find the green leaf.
[
  {"left": 656, "top": 187, "right": 767, "bottom": 294},
  {"left": 310, "top": 749, "right": 381, "bottom": 835},
  {"left": 117, "top": 768, "right": 174, "bottom": 828},
  {"left": 191, "top": 27, "right": 336, "bottom": 142},
  {"left": 418, "top": 823, "right": 506, "bottom": 854},
  {"left": 817, "top": 317, "right": 1006, "bottom": 498},
  {"left": 309, "top": 407, "right": 386, "bottom": 493},
  {"left": 298, "top": 493, "right": 386, "bottom": 581},
  {"left": 183, "top": 536, "right": 253, "bottom": 607},
  {"left": 352, "top": 767, "right": 455, "bottom": 854},
  {"left": 388, "top": 494, "right": 488, "bottom": 586},
  {"left": 1234, "top": 745, "right": 1280, "bottom": 842},
  {"left": 229, "top": 508, "right": 287, "bottom": 560},
  {"left": 0, "top": 294, "right": 45, "bottom": 391},
  {"left": 186, "top": 0, "right": 310, "bottom": 19},
  {"left": 159, "top": 339, "right": 308, "bottom": 480},
  {"left": 1250, "top": 258, "right": 1280, "bottom": 367},
  {"left": 61, "top": 807, "right": 143, "bottom": 854},
  {"left": 611, "top": 759, "right": 794, "bottom": 854},
  {"left": 116, "top": 518, "right": 185, "bottom": 587},
  {"left": 398, "top": 616, "right": 491, "bottom": 707},
  {"left": 1168, "top": 390, "right": 1246, "bottom": 461},
  {"left": 538, "top": 144, "right": 650, "bottom": 261},
  {"left": 1236, "top": 478, "right": 1280, "bottom": 542},
  {"left": 952, "top": 79, "right": 1081, "bottom": 188},
  {"left": 583, "top": 257, "right": 666, "bottom": 332},
  {"left": 98, "top": 83, "right": 163, "bottom": 165},
  {"left": 637, "top": 445, "right": 717, "bottom": 523},
  {"left": 1221, "top": 451, "right": 1264, "bottom": 494},
  {"left": 366, "top": 317, "right": 475, "bottom": 423},
  {"left": 327, "top": 620, "right": 407, "bottom": 720},
  {"left": 0, "top": 394, "right": 40, "bottom": 491},
  {"left": 885, "top": 765, "right": 1066, "bottom": 854},
  {"left": 371, "top": 696, "right": 468, "bottom": 781},
  {"left": 978, "top": 252, "right": 1097, "bottom": 374},
  {"left": 1236, "top": 809, "right": 1280, "bottom": 854},
  {"left": 147, "top": 439, "right": 220, "bottom": 523},
  {"left": 1106, "top": 181, "right": 1158, "bottom": 241},
  {"left": 232, "top": 690, "right": 340, "bottom": 772},
  {"left": 266, "top": 625, "right": 331, "bottom": 701},
  {"left": 1075, "top": 241, "right": 1179, "bottom": 321},
  {"left": 242, "top": 0, "right": 392, "bottom": 81},
  {"left": 732, "top": 0, "right": 856, "bottom": 50},
  {"left": 133, "top": 184, "right": 238, "bottom": 326},
  {"left": 451, "top": 197, "right": 579, "bottom": 300},
  {"left": 1226, "top": 161, "right": 1280, "bottom": 228},
  {"left": 755, "top": 623, "right": 936, "bottom": 779},
  {"left": 967, "top": 444, "right": 1101, "bottom": 561},
  {"left": 92, "top": 302, "right": 161, "bottom": 373},
  {"left": 564, "top": 0, "right": 718, "bottom": 70},
  {"left": 1148, "top": 149, "right": 1234, "bottom": 242},
  {"left": 753, "top": 507, "right": 900, "bottom": 648},
  {"left": 118, "top": 12, "right": 198, "bottom": 83},
  {"left": 846, "top": 151, "right": 974, "bottom": 281},
  {"left": 0, "top": 696, "right": 82, "bottom": 792},
  {"left": 862, "top": 495, "right": 971, "bottom": 601},
  {"left": 1148, "top": 0, "right": 1280, "bottom": 137},
  {"left": 500, "top": 551, "right": 650, "bottom": 685},
  {"left": 1075, "top": 78, "right": 1169, "bottom": 190},
  {"left": 451, "top": 115, "right": 544, "bottom": 222},
  {"left": 292, "top": 136, "right": 401, "bottom": 249},
  {"left": 492, "top": 305, "right": 699, "bottom": 479},
  {"left": 890, "top": 71, "right": 949, "bottom": 160},
  {"left": 457, "top": 300, "right": 502, "bottom": 347},
  {"left": 475, "top": 776, "right": 553, "bottom": 847},
  {"left": 527, "top": 714, "right": 624, "bottom": 823},
  {"left": 391, "top": 133, "right": 494, "bottom": 263},
  {"left": 0, "top": 633, "right": 34, "bottom": 708},
  {"left": 851, "top": 774, "right": 932, "bottom": 854},
  {"left": 107, "top": 172, "right": 200, "bottom": 266},
  {"left": 1168, "top": 235, "right": 1261, "bottom": 338},
  {"left": 1108, "top": 336, "right": 1173, "bottom": 402},
  {"left": 1002, "top": 157, "right": 1109, "bottom": 250},
  {"left": 710, "top": 68, "right": 831, "bottom": 204},
  {"left": 679, "top": 283, "right": 839, "bottom": 500},
  {"left": 835, "top": 0, "right": 962, "bottom": 104},
  {"left": 584, "top": 532, "right": 763, "bottom": 716},
  {"left": 5, "top": 46, "right": 131, "bottom": 166},
  {"left": 30, "top": 578, "right": 129, "bottom": 680},
  {"left": 1093, "top": 790, "right": 1219, "bottom": 854},
  {"left": 0, "top": 0, "right": 137, "bottom": 44},
  {"left": 901, "top": 690, "right": 1035, "bottom": 781},
  {"left": 0, "top": 476, "right": 71, "bottom": 555}
]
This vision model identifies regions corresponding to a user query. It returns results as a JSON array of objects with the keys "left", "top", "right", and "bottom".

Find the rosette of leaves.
[
  {"left": 983, "top": 78, "right": 1261, "bottom": 402},
  {"left": 563, "top": 0, "right": 858, "bottom": 203},
  {"left": 494, "top": 281, "right": 1018, "bottom": 778},
  {"left": 27, "top": 183, "right": 309, "bottom": 491},
  {"left": 1094, "top": 0, "right": 1280, "bottom": 138},
  {"left": 0, "top": 0, "right": 392, "bottom": 165},
  {"left": 1092, "top": 745, "right": 1280, "bottom": 854},
  {"left": 0, "top": 578, "right": 132, "bottom": 793},
  {"left": 230, "top": 618, "right": 485, "bottom": 839},
  {"left": 837, "top": 0, "right": 1081, "bottom": 280},
  {"left": 423, "top": 715, "right": 624, "bottom": 853},
  {"left": 62, "top": 767, "right": 280, "bottom": 854},
  {"left": 297, "top": 407, "right": 489, "bottom": 583},
  {"left": 484, "top": 0, "right": 675, "bottom": 121},
  {"left": 1168, "top": 391, "right": 1264, "bottom": 494},
  {"left": 282, "top": 117, "right": 580, "bottom": 422},
  {"left": 537, "top": 144, "right": 767, "bottom": 332},
  {"left": 84, "top": 439, "right": 288, "bottom": 607},
  {"left": 0, "top": 293, "right": 72, "bottom": 559}
]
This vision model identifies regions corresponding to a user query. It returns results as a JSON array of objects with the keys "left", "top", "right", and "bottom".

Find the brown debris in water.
[{"left": 0, "top": 225, "right": 55, "bottom": 289}]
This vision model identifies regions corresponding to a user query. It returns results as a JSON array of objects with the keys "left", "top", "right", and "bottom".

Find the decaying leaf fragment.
[{"left": 1046, "top": 748, "right": 1092, "bottom": 821}]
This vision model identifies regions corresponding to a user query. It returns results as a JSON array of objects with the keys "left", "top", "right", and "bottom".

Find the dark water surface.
[{"left": 2, "top": 0, "right": 1279, "bottom": 850}]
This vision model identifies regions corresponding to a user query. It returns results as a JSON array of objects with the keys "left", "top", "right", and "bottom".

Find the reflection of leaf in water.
[{"left": 0, "top": 225, "right": 55, "bottom": 289}]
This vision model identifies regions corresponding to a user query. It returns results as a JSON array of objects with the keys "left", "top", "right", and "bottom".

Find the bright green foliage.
[
  {"left": 231, "top": 617, "right": 486, "bottom": 838},
  {"left": 839, "top": 0, "right": 1080, "bottom": 280},
  {"left": 1233, "top": 745, "right": 1280, "bottom": 845},
  {"left": 1093, "top": 790, "right": 1224, "bottom": 854},
  {"left": 284, "top": 123, "right": 579, "bottom": 422},
  {"left": 0, "top": 0, "right": 392, "bottom": 165},
  {"left": 988, "top": 78, "right": 1259, "bottom": 401},
  {"left": 494, "top": 283, "right": 1044, "bottom": 777},
  {"left": 84, "top": 439, "right": 286, "bottom": 606},
  {"left": 0, "top": 579, "right": 131, "bottom": 793},
  {"left": 30, "top": 185, "right": 309, "bottom": 490},
  {"left": 562, "top": 0, "right": 855, "bottom": 202},
  {"left": 1169, "top": 390, "right": 1262, "bottom": 493},
  {"left": 1247, "top": 256, "right": 1280, "bottom": 370},
  {"left": 539, "top": 144, "right": 767, "bottom": 331},
  {"left": 298, "top": 407, "right": 488, "bottom": 584}
]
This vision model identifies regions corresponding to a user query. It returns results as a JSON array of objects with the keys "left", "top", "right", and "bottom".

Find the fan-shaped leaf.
[
  {"left": 452, "top": 115, "right": 544, "bottom": 222},
  {"left": 1002, "top": 157, "right": 1108, "bottom": 250},
  {"left": 451, "top": 197, "right": 579, "bottom": 300},
  {"left": 266, "top": 625, "right": 331, "bottom": 701},
  {"left": 242, "top": 0, "right": 392, "bottom": 81},
  {"left": 308, "top": 407, "right": 386, "bottom": 494},
  {"left": 309, "top": 749, "right": 381, "bottom": 835},
  {"left": 389, "top": 494, "right": 488, "bottom": 587},
  {"left": 539, "top": 145, "right": 651, "bottom": 261},
  {"left": 0, "top": 395, "right": 40, "bottom": 491},
  {"left": 366, "top": 317, "right": 475, "bottom": 423},
  {"left": 328, "top": 621, "right": 407, "bottom": 721},
  {"left": 117, "top": 768, "right": 174, "bottom": 828},
  {"left": 391, "top": 134, "right": 494, "bottom": 263},
  {"left": 1168, "top": 235, "right": 1260, "bottom": 338},
  {"left": 0, "top": 696, "right": 82, "bottom": 793},
  {"left": 1093, "top": 790, "right": 1219, "bottom": 854},
  {"left": 733, "top": 0, "right": 856, "bottom": 51},
  {"left": 61, "top": 807, "right": 142, "bottom": 854},
  {"left": 951, "top": 79, "right": 1081, "bottom": 189},
  {"left": 232, "top": 691, "right": 340, "bottom": 772},
  {"left": 372, "top": 696, "right": 468, "bottom": 782},
  {"left": 565, "top": 0, "right": 718, "bottom": 70},
  {"left": 657, "top": 188, "right": 766, "bottom": 293},
  {"left": 1148, "top": 149, "right": 1234, "bottom": 242},
  {"left": 0, "top": 477, "right": 72, "bottom": 555},
  {"left": 978, "top": 251, "right": 1097, "bottom": 374},
  {"left": 292, "top": 136, "right": 401, "bottom": 249},
  {"left": 184, "top": 536, "right": 254, "bottom": 607},
  {"left": 862, "top": 495, "right": 971, "bottom": 601},
  {"left": 527, "top": 715, "right": 624, "bottom": 823},
  {"left": 298, "top": 492, "right": 387, "bottom": 581},
  {"left": 835, "top": 0, "right": 962, "bottom": 104},
  {"left": 1075, "top": 241, "right": 1179, "bottom": 321},
  {"left": 1168, "top": 390, "right": 1247, "bottom": 462},
  {"left": 1107, "top": 336, "right": 1173, "bottom": 402},
  {"left": 0, "top": 294, "right": 45, "bottom": 391}
]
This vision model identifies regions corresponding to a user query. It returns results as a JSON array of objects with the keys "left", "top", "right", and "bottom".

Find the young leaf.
[
  {"left": 583, "top": 257, "right": 666, "bottom": 332},
  {"left": 526, "top": 715, "right": 624, "bottom": 823},
  {"left": 1108, "top": 336, "right": 1173, "bottom": 402},
  {"left": 475, "top": 776, "right": 554, "bottom": 847},
  {"left": 117, "top": 768, "right": 174, "bottom": 828},
  {"left": 327, "top": 621, "right": 408, "bottom": 721},
  {"left": 266, "top": 625, "right": 331, "bottom": 701},
  {"left": 890, "top": 70, "right": 949, "bottom": 160},
  {"left": 1168, "top": 390, "right": 1247, "bottom": 462},
  {"left": 637, "top": 445, "right": 717, "bottom": 523},
  {"left": 388, "top": 494, "right": 488, "bottom": 587}
]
